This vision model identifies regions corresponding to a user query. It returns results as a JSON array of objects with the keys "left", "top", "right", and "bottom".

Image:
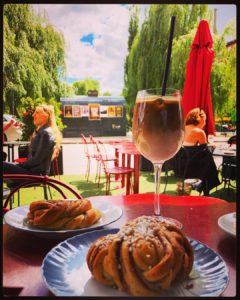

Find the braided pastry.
[
  {"left": 87, "top": 216, "right": 193, "bottom": 296},
  {"left": 27, "top": 199, "right": 101, "bottom": 230}
]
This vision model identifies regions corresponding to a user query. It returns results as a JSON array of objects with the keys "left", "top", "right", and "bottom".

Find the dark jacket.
[
  {"left": 20, "top": 125, "right": 56, "bottom": 175},
  {"left": 171, "top": 144, "right": 220, "bottom": 194}
]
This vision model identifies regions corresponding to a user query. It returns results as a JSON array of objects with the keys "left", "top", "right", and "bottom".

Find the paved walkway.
[{"left": 62, "top": 137, "right": 130, "bottom": 175}]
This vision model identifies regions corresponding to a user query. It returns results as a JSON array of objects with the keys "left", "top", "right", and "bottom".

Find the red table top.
[
  {"left": 115, "top": 142, "right": 140, "bottom": 155},
  {"left": 3, "top": 194, "right": 236, "bottom": 297},
  {"left": 118, "top": 147, "right": 140, "bottom": 155}
]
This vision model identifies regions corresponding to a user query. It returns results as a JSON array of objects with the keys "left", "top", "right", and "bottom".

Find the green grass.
[{"left": 5, "top": 170, "right": 236, "bottom": 209}]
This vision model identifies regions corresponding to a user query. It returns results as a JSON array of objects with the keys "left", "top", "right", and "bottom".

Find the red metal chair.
[
  {"left": 98, "top": 153, "right": 134, "bottom": 195},
  {"left": 51, "top": 156, "right": 60, "bottom": 179},
  {"left": 3, "top": 174, "right": 82, "bottom": 214},
  {"left": 88, "top": 135, "right": 102, "bottom": 182},
  {"left": 88, "top": 137, "right": 133, "bottom": 195},
  {"left": 89, "top": 135, "right": 118, "bottom": 184},
  {"left": 81, "top": 133, "right": 101, "bottom": 181}
]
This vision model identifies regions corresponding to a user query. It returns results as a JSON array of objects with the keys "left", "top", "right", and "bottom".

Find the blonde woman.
[{"left": 3, "top": 104, "right": 62, "bottom": 177}]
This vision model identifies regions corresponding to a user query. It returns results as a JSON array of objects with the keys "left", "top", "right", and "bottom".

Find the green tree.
[
  {"left": 102, "top": 91, "right": 112, "bottom": 96},
  {"left": 123, "top": 4, "right": 209, "bottom": 126},
  {"left": 3, "top": 4, "right": 66, "bottom": 115},
  {"left": 72, "top": 81, "right": 86, "bottom": 95},
  {"left": 73, "top": 78, "right": 100, "bottom": 95},
  {"left": 211, "top": 35, "right": 236, "bottom": 118},
  {"left": 123, "top": 4, "right": 139, "bottom": 121},
  {"left": 127, "top": 5, "right": 139, "bottom": 52},
  {"left": 124, "top": 3, "right": 236, "bottom": 124},
  {"left": 170, "top": 30, "right": 195, "bottom": 91},
  {"left": 59, "top": 81, "right": 75, "bottom": 97}
]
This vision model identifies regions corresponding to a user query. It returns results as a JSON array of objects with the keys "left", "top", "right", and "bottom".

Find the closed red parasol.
[{"left": 182, "top": 19, "right": 215, "bottom": 136}]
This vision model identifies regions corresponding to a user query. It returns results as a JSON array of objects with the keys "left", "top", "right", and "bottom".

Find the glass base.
[{"left": 153, "top": 215, "right": 183, "bottom": 229}]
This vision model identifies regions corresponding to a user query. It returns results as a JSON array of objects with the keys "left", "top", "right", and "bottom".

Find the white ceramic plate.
[
  {"left": 218, "top": 212, "right": 236, "bottom": 237},
  {"left": 3, "top": 200, "right": 122, "bottom": 239},
  {"left": 42, "top": 228, "right": 229, "bottom": 297}
]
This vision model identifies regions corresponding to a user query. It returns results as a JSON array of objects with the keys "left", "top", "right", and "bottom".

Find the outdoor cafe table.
[
  {"left": 213, "top": 147, "right": 236, "bottom": 158},
  {"left": 108, "top": 141, "right": 141, "bottom": 193},
  {"left": 3, "top": 141, "right": 30, "bottom": 162},
  {"left": 3, "top": 194, "right": 236, "bottom": 297},
  {"left": 3, "top": 139, "right": 83, "bottom": 163},
  {"left": 117, "top": 142, "right": 141, "bottom": 194}
]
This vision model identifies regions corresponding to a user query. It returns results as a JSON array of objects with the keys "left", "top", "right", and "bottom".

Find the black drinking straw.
[{"left": 161, "top": 16, "right": 176, "bottom": 96}]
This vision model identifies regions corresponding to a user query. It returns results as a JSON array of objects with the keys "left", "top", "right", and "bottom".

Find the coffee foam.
[{"left": 136, "top": 95, "right": 180, "bottom": 103}]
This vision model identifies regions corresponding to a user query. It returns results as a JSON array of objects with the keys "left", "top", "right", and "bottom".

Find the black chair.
[
  {"left": 162, "top": 159, "right": 175, "bottom": 193},
  {"left": 216, "top": 135, "right": 236, "bottom": 192},
  {"left": 170, "top": 144, "right": 220, "bottom": 196},
  {"left": 3, "top": 174, "right": 82, "bottom": 214},
  {"left": 18, "top": 144, "right": 29, "bottom": 158},
  {"left": 227, "top": 135, "right": 236, "bottom": 146},
  {"left": 220, "top": 156, "right": 236, "bottom": 191}
]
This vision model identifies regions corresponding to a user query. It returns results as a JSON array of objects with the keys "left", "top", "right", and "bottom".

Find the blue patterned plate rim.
[{"left": 41, "top": 228, "right": 229, "bottom": 297}]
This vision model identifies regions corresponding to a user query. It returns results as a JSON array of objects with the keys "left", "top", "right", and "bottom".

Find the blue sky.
[
  {"left": 80, "top": 33, "right": 94, "bottom": 46},
  {"left": 31, "top": 4, "right": 236, "bottom": 95},
  {"left": 208, "top": 4, "right": 236, "bottom": 36}
]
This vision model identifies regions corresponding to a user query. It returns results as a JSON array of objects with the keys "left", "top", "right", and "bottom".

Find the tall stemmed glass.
[{"left": 132, "top": 88, "right": 184, "bottom": 222}]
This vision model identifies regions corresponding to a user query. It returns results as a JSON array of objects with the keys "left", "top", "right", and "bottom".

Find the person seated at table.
[
  {"left": 184, "top": 107, "right": 216, "bottom": 150},
  {"left": 3, "top": 104, "right": 62, "bottom": 186},
  {"left": 183, "top": 108, "right": 207, "bottom": 146},
  {"left": 172, "top": 108, "right": 220, "bottom": 195}
]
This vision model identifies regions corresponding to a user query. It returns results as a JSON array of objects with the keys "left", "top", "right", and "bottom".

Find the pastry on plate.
[
  {"left": 87, "top": 216, "right": 193, "bottom": 296},
  {"left": 27, "top": 199, "right": 101, "bottom": 230}
]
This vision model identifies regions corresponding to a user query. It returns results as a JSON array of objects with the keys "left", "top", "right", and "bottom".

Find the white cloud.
[
  {"left": 31, "top": 4, "right": 236, "bottom": 96},
  {"left": 31, "top": 4, "right": 130, "bottom": 95}
]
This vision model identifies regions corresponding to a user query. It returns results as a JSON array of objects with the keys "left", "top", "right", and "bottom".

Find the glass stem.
[{"left": 153, "top": 163, "right": 163, "bottom": 216}]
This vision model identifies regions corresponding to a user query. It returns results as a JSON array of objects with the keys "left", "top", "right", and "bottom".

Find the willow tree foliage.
[
  {"left": 3, "top": 4, "right": 66, "bottom": 116},
  {"left": 59, "top": 81, "right": 75, "bottom": 97},
  {"left": 211, "top": 19, "right": 236, "bottom": 118},
  {"left": 123, "top": 4, "right": 210, "bottom": 124},
  {"left": 123, "top": 4, "right": 140, "bottom": 123},
  {"left": 124, "top": 4, "right": 236, "bottom": 124}
]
